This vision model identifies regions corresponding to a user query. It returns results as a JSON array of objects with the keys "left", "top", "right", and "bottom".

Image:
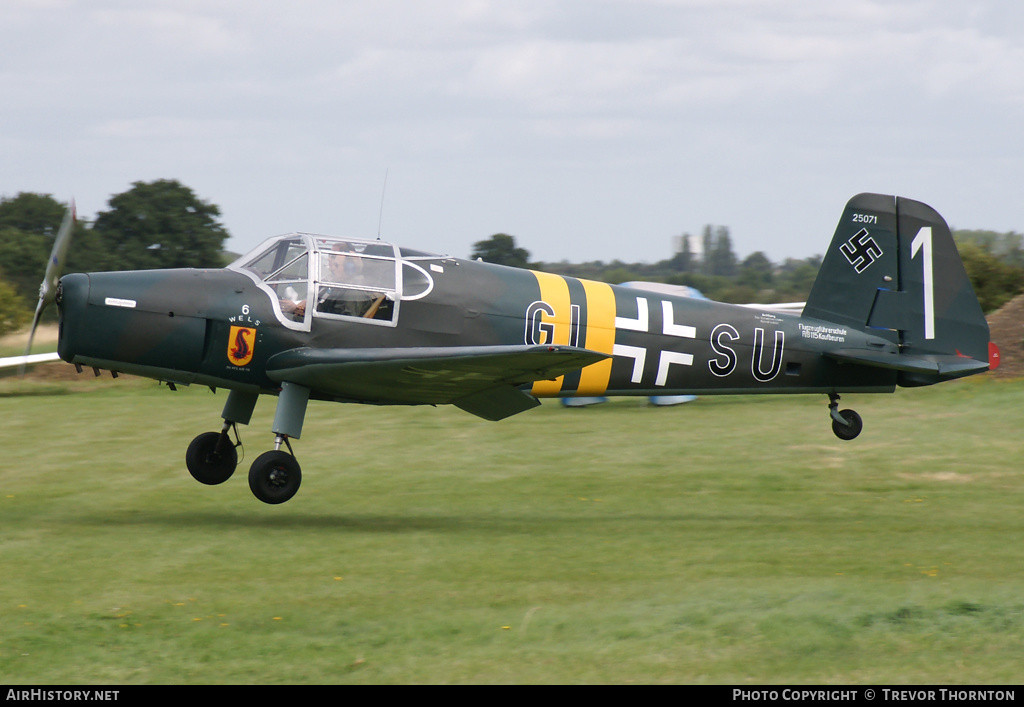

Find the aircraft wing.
[
  {"left": 0, "top": 352, "right": 61, "bottom": 379},
  {"left": 266, "top": 344, "right": 610, "bottom": 420}
]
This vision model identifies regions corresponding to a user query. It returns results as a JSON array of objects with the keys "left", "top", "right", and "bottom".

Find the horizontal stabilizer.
[{"left": 825, "top": 349, "right": 989, "bottom": 378}]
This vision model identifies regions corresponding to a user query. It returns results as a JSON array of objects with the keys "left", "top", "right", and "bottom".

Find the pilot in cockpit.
[
  {"left": 316, "top": 243, "right": 378, "bottom": 317},
  {"left": 280, "top": 242, "right": 387, "bottom": 319}
]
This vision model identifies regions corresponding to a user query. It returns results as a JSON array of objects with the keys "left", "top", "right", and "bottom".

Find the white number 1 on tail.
[{"left": 911, "top": 226, "right": 935, "bottom": 340}]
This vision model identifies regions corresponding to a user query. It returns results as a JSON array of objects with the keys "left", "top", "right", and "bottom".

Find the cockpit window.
[
  {"left": 268, "top": 252, "right": 308, "bottom": 283},
  {"left": 267, "top": 252, "right": 309, "bottom": 321},
  {"left": 230, "top": 234, "right": 407, "bottom": 328},
  {"left": 314, "top": 241, "right": 396, "bottom": 321},
  {"left": 401, "top": 261, "right": 433, "bottom": 299},
  {"left": 314, "top": 238, "right": 394, "bottom": 258},
  {"left": 241, "top": 238, "right": 306, "bottom": 279},
  {"left": 236, "top": 238, "right": 310, "bottom": 322}
]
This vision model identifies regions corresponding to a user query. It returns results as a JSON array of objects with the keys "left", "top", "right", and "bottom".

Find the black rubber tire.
[
  {"left": 186, "top": 431, "right": 238, "bottom": 485},
  {"left": 831, "top": 409, "right": 863, "bottom": 441},
  {"left": 248, "top": 450, "right": 302, "bottom": 505}
]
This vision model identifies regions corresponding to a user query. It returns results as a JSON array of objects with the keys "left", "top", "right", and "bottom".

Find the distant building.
[{"left": 672, "top": 233, "right": 703, "bottom": 262}]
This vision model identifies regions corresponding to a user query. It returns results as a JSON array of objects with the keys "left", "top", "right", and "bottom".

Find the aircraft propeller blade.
[{"left": 20, "top": 200, "right": 75, "bottom": 376}]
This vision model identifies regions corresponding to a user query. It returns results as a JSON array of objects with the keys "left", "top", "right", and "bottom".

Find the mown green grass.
[{"left": 1, "top": 373, "right": 1022, "bottom": 684}]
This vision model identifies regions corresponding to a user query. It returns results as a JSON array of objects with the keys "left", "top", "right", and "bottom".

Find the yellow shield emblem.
[{"left": 227, "top": 326, "right": 256, "bottom": 366}]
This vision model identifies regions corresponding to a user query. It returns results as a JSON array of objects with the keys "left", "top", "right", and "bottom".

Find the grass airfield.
[{"left": 0, "top": 368, "right": 1022, "bottom": 684}]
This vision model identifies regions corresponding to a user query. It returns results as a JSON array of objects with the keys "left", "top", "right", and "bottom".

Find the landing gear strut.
[
  {"left": 185, "top": 385, "right": 310, "bottom": 505},
  {"left": 828, "top": 394, "right": 863, "bottom": 440}
]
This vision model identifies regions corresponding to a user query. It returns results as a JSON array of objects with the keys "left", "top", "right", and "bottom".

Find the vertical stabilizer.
[
  {"left": 804, "top": 194, "right": 991, "bottom": 380},
  {"left": 803, "top": 193, "right": 900, "bottom": 336}
]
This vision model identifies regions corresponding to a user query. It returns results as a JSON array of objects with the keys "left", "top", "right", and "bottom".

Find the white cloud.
[{"left": 3, "top": 0, "right": 1023, "bottom": 262}]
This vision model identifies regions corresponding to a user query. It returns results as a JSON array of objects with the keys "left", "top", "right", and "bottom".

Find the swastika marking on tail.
[{"left": 840, "top": 228, "right": 883, "bottom": 273}]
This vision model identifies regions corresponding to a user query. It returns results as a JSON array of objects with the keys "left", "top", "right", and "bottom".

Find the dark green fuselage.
[
  {"left": 56, "top": 253, "right": 896, "bottom": 404},
  {"left": 57, "top": 193, "right": 993, "bottom": 415}
]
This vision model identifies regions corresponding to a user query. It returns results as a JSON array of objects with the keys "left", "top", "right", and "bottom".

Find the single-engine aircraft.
[{"left": 29, "top": 193, "right": 997, "bottom": 504}]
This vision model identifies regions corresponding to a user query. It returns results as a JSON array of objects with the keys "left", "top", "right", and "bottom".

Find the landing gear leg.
[
  {"left": 248, "top": 382, "right": 309, "bottom": 505},
  {"left": 828, "top": 393, "right": 863, "bottom": 441},
  {"left": 185, "top": 389, "right": 257, "bottom": 486}
]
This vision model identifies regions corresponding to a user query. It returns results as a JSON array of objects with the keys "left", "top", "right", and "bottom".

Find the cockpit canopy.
[{"left": 229, "top": 234, "right": 440, "bottom": 330}]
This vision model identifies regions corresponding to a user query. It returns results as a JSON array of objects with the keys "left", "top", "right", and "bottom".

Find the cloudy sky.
[{"left": 3, "top": 1, "right": 1023, "bottom": 265}]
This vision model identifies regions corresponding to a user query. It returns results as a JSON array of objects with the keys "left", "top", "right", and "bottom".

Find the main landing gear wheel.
[
  {"left": 186, "top": 431, "right": 238, "bottom": 485},
  {"left": 248, "top": 450, "right": 302, "bottom": 505}
]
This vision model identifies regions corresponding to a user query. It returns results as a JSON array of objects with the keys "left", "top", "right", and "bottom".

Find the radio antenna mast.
[{"left": 377, "top": 168, "right": 389, "bottom": 240}]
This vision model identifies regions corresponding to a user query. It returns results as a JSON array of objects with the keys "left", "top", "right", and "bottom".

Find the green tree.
[
  {"left": 774, "top": 256, "right": 821, "bottom": 301},
  {"left": 700, "top": 226, "right": 714, "bottom": 275},
  {"left": 738, "top": 251, "right": 774, "bottom": 291},
  {"left": 602, "top": 263, "right": 639, "bottom": 285},
  {"left": 954, "top": 229, "right": 1024, "bottom": 267},
  {"left": 956, "top": 242, "right": 1024, "bottom": 312},
  {"left": 0, "top": 272, "right": 30, "bottom": 336},
  {"left": 707, "top": 226, "right": 737, "bottom": 277},
  {"left": 697, "top": 225, "right": 736, "bottom": 277},
  {"left": 92, "top": 179, "right": 229, "bottom": 270},
  {"left": 669, "top": 233, "right": 695, "bottom": 273},
  {"left": 0, "top": 226, "right": 49, "bottom": 305},
  {"left": 0, "top": 193, "right": 74, "bottom": 305},
  {"left": 470, "top": 233, "right": 530, "bottom": 268},
  {"left": 0, "top": 192, "right": 67, "bottom": 234}
]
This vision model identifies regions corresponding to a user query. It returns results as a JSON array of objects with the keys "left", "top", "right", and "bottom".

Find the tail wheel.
[
  {"left": 248, "top": 450, "right": 302, "bottom": 505},
  {"left": 186, "top": 431, "right": 238, "bottom": 485},
  {"left": 831, "top": 409, "right": 863, "bottom": 441}
]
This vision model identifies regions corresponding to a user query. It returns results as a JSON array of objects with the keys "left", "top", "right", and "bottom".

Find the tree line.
[
  {"left": 2, "top": 180, "right": 1022, "bottom": 338},
  {"left": 473, "top": 228, "right": 835, "bottom": 306},
  {"left": 473, "top": 226, "right": 1024, "bottom": 313}
]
